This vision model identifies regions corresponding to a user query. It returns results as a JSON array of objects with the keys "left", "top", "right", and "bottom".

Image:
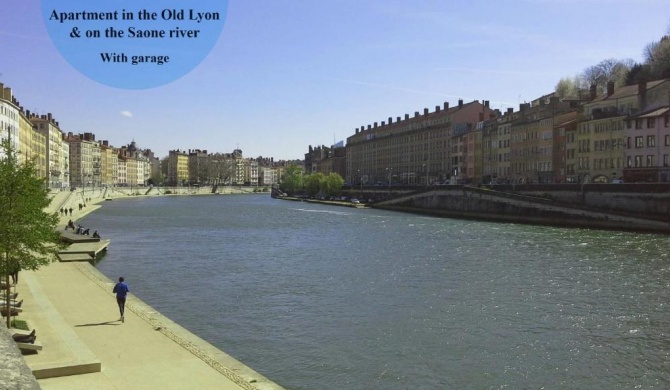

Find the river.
[{"left": 80, "top": 194, "right": 670, "bottom": 389}]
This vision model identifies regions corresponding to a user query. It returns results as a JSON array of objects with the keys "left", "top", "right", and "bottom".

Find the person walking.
[
  {"left": 10, "top": 263, "right": 20, "bottom": 285},
  {"left": 113, "top": 277, "right": 130, "bottom": 323}
]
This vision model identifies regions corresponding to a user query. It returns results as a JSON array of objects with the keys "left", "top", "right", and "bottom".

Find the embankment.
[{"left": 373, "top": 185, "right": 670, "bottom": 234}]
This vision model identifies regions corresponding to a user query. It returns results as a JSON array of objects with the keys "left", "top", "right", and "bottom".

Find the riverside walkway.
[{"left": 3, "top": 187, "right": 283, "bottom": 389}]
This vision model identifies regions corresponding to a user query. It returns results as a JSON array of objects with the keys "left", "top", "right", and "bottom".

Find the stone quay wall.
[{"left": 371, "top": 184, "right": 670, "bottom": 233}]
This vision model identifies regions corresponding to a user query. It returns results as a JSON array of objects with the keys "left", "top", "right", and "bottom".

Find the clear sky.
[{"left": 1, "top": 0, "right": 669, "bottom": 160}]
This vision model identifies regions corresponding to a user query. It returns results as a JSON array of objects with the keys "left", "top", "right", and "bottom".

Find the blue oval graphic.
[{"left": 42, "top": 0, "right": 228, "bottom": 89}]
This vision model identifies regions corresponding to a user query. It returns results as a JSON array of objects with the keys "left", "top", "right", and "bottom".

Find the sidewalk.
[
  {"left": 15, "top": 261, "right": 282, "bottom": 389},
  {"left": 11, "top": 188, "right": 284, "bottom": 389}
]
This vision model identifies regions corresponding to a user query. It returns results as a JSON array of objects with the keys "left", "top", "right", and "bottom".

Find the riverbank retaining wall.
[{"left": 371, "top": 185, "right": 670, "bottom": 233}]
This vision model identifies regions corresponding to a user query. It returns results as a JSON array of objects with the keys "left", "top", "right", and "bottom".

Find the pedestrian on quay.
[
  {"left": 10, "top": 262, "right": 20, "bottom": 285},
  {"left": 113, "top": 277, "right": 130, "bottom": 323},
  {"left": 69, "top": 207, "right": 73, "bottom": 215}
]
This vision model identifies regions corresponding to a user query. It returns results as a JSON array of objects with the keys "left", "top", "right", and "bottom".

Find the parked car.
[
  {"left": 350, "top": 198, "right": 360, "bottom": 204},
  {"left": 612, "top": 179, "right": 624, "bottom": 184}
]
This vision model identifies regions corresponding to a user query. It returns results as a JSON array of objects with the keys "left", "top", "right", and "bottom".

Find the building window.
[
  {"left": 635, "top": 136, "right": 644, "bottom": 148},
  {"left": 664, "top": 154, "right": 669, "bottom": 167},
  {"left": 636, "top": 119, "right": 643, "bottom": 129},
  {"left": 647, "top": 118, "right": 656, "bottom": 128},
  {"left": 635, "top": 155, "right": 642, "bottom": 167},
  {"left": 647, "top": 155, "right": 655, "bottom": 167},
  {"left": 648, "top": 135, "right": 656, "bottom": 147}
]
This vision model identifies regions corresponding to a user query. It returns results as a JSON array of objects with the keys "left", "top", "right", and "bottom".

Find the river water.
[{"left": 81, "top": 195, "right": 670, "bottom": 389}]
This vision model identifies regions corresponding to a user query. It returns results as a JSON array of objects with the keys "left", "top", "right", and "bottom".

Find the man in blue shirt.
[{"left": 113, "top": 277, "right": 130, "bottom": 323}]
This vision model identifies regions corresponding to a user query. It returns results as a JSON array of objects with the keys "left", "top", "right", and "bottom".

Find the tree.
[
  {"left": 641, "top": 31, "right": 670, "bottom": 80},
  {"left": 610, "top": 58, "right": 635, "bottom": 87},
  {"left": 304, "top": 172, "right": 324, "bottom": 196},
  {"left": 0, "top": 139, "right": 62, "bottom": 326},
  {"left": 322, "top": 173, "right": 344, "bottom": 196},
  {"left": 280, "top": 165, "right": 304, "bottom": 195},
  {"left": 624, "top": 63, "right": 652, "bottom": 85},
  {"left": 554, "top": 77, "right": 577, "bottom": 99}
]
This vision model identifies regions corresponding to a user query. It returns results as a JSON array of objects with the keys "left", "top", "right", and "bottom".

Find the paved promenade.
[{"left": 5, "top": 187, "right": 283, "bottom": 389}]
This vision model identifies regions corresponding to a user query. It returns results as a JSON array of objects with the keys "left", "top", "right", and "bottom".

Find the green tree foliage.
[
  {"left": 322, "top": 173, "right": 344, "bottom": 196},
  {"left": 644, "top": 35, "right": 670, "bottom": 79},
  {"left": 304, "top": 172, "right": 324, "bottom": 196},
  {"left": 280, "top": 164, "right": 304, "bottom": 195},
  {"left": 0, "top": 139, "right": 62, "bottom": 326}
]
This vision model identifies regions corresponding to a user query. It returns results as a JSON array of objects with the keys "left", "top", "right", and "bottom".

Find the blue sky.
[{"left": 1, "top": 0, "right": 669, "bottom": 160}]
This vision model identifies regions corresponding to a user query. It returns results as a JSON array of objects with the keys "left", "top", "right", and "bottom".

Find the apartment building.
[
  {"left": 0, "top": 84, "right": 21, "bottom": 162},
  {"left": 30, "top": 113, "right": 65, "bottom": 188},
  {"left": 508, "top": 98, "right": 576, "bottom": 184},
  {"left": 30, "top": 121, "right": 47, "bottom": 180},
  {"left": 167, "top": 149, "right": 189, "bottom": 186},
  {"left": 259, "top": 166, "right": 278, "bottom": 186},
  {"left": 117, "top": 157, "right": 127, "bottom": 186},
  {"left": 306, "top": 145, "right": 346, "bottom": 180},
  {"left": 481, "top": 109, "right": 514, "bottom": 184},
  {"left": 580, "top": 80, "right": 670, "bottom": 183},
  {"left": 624, "top": 106, "right": 670, "bottom": 182},
  {"left": 65, "top": 132, "right": 101, "bottom": 188},
  {"left": 552, "top": 111, "right": 578, "bottom": 183},
  {"left": 99, "top": 140, "right": 118, "bottom": 187},
  {"left": 346, "top": 100, "right": 497, "bottom": 186}
]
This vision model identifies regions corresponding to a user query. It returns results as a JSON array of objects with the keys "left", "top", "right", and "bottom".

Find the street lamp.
[
  {"left": 386, "top": 167, "right": 393, "bottom": 193},
  {"left": 422, "top": 164, "right": 428, "bottom": 188}
]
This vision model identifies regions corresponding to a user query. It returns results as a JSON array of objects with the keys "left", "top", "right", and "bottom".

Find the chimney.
[
  {"left": 367, "top": 125, "right": 371, "bottom": 130},
  {"left": 405, "top": 114, "right": 409, "bottom": 120},
  {"left": 507, "top": 107, "right": 513, "bottom": 115},
  {"left": 638, "top": 81, "right": 648, "bottom": 109},
  {"left": 381, "top": 121, "right": 385, "bottom": 126},
  {"left": 589, "top": 84, "right": 597, "bottom": 100},
  {"left": 2, "top": 87, "right": 12, "bottom": 102},
  {"left": 638, "top": 81, "right": 647, "bottom": 96},
  {"left": 374, "top": 122, "right": 378, "bottom": 128},
  {"left": 607, "top": 81, "right": 614, "bottom": 96},
  {"left": 484, "top": 100, "right": 489, "bottom": 108},
  {"left": 424, "top": 108, "right": 429, "bottom": 115},
  {"left": 435, "top": 105, "right": 440, "bottom": 112},
  {"left": 47, "top": 113, "right": 52, "bottom": 121},
  {"left": 444, "top": 102, "right": 449, "bottom": 110},
  {"left": 397, "top": 116, "right": 401, "bottom": 122},
  {"left": 414, "top": 111, "right": 419, "bottom": 117},
  {"left": 458, "top": 99, "right": 463, "bottom": 108},
  {"left": 355, "top": 128, "right": 359, "bottom": 134},
  {"left": 388, "top": 117, "right": 393, "bottom": 124}
]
